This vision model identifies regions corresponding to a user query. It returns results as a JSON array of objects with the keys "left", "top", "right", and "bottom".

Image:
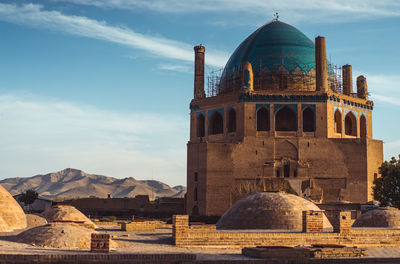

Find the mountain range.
[{"left": 0, "top": 168, "right": 186, "bottom": 200}]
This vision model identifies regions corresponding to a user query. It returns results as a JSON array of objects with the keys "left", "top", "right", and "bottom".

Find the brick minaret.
[
  {"left": 342, "top": 64, "right": 353, "bottom": 95},
  {"left": 357, "top": 75, "right": 368, "bottom": 99},
  {"left": 315, "top": 36, "right": 328, "bottom": 92},
  {"left": 194, "top": 45, "right": 205, "bottom": 99}
]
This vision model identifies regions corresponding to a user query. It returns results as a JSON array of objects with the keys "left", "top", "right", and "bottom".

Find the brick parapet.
[
  {"left": 172, "top": 215, "right": 189, "bottom": 243},
  {"left": 302, "top": 210, "right": 324, "bottom": 233},
  {"left": 330, "top": 211, "right": 354, "bottom": 233}
]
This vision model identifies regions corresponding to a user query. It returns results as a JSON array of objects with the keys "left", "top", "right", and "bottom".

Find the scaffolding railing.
[{"left": 206, "top": 62, "right": 345, "bottom": 98}]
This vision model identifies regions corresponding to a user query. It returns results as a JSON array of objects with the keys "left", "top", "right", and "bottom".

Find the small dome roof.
[
  {"left": 17, "top": 223, "right": 117, "bottom": 249},
  {"left": 42, "top": 205, "right": 96, "bottom": 229},
  {"left": 223, "top": 21, "right": 315, "bottom": 77},
  {"left": 353, "top": 207, "right": 400, "bottom": 228},
  {"left": 216, "top": 192, "right": 332, "bottom": 231},
  {"left": 0, "top": 184, "right": 26, "bottom": 231}
]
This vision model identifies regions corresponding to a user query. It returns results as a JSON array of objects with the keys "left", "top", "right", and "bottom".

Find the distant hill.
[{"left": 0, "top": 168, "right": 186, "bottom": 200}]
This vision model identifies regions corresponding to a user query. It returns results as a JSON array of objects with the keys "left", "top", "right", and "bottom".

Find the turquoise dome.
[{"left": 223, "top": 21, "right": 315, "bottom": 76}]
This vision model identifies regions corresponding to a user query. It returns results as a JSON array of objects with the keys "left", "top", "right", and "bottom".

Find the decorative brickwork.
[
  {"left": 302, "top": 210, "right": 324, "bottom": 233},
  {"left": 91, "top": 234, "right": 110, "bottom": 253}
]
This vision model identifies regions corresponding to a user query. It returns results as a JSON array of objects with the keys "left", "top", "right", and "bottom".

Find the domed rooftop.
[
  {"left": 0, "top": 184, "right": 26, "bottom": 231},
  {"left": 223, "top": 20, "right": 315, "bottom": 77},
  {"left": 353, "top": 207, "right": 400, "bottom": 228},
  {"left": 42, "top": 205, "right": 96, "bottom": 229},
  {"left": 17, "top": 222, "right": 117, "bottom": 249},
  {"left": 216, "top": 192, "right": 332, "bottom": 231}
]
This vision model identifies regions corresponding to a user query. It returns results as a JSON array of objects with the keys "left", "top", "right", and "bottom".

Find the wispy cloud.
[
  {"left": 0, "top": 3, "right": 228, "bottom": 67},
  {"left": 53, "top": 0, "right": 400, "bottom": 23},
  {"left": 158, "top": 63, "right": 192, "bottom": 74},
  {"left": 0, "top": 93, "right": 188, "bottom": 186},
  {"left": 362, "top": 74, "right": 400, "bottom": 107}
]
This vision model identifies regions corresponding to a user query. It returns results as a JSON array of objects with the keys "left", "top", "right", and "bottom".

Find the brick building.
[{"left": 186, "top": 20, "right": 383, "bottom": 216}]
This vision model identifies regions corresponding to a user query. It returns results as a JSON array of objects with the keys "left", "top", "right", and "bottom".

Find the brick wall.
[
  {"left": 121, "top": 220, "right": 169, "bottom": 231},
  {"left": 173, "top": 214, "right": 400, "bottom": 248}
]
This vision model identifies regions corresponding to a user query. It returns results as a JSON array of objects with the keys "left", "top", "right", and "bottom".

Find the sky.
[{"left": 0, "top": 0, "right": 399, "bottom": 186}]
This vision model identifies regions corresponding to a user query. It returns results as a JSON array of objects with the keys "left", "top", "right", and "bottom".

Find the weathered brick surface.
[
  {"left": 302, "top": 211, "right": 324, "bottom": 233},
  {"left": 173, "top": 215, "right": 189, "bottom": 243},
  {"left": 173, "top": 215, "right": 400, "bottom": 248},
  {"left": 330, "top": 211, "right": 354, "bottom": 233},
  {"left": 91, "top": 233, "right": 110, "bottom": 253},
  {"left": 121, "top": 220, "right": 168, "bottom": 231}
]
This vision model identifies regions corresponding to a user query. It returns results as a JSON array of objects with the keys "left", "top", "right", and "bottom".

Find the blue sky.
[{"left": 0, "top": 0, "right": 399, "bottom": 186}]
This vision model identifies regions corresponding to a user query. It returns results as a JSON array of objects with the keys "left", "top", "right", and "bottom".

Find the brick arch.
[
  {"left": 302, "top": 107, "right": 315, "bottom": 132},
  {"left": 276, "top": 140, "right": 298, "bottom": 160},
  {"left": 227, "top": 108, "right": 236, "bottom": 133},
  {"left": 345, "top": 112, "right": 357, "bottom": 136},
  {"left": 275, "top": 106, "right": 297, "bottom": 131},
  {"left": 208, "top": 112, "right": 223, "bottom": 135},
  {"left": 360, "top": 115, "right": 367, "bottom": 138},
  {"left": 334, "top": 109, "right": 342, "bottom": 133},
  {"left": 197, "top": 113, "right": 205, "bottom": 137},
  {"left": 256, "top": 107, "right": 270, "bottom": 131}
]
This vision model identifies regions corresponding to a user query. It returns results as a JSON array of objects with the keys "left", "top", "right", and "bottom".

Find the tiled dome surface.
[{"left": 223, "top": 21, "right": 315, "bottom": 76}]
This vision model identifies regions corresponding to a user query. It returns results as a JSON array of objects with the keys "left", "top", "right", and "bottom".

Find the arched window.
[
  {"left": 334, "top": 110, "right": 342, "bottom": 133},
  {"left": 345, "top": 112, "right": 357, "bottom": 136},
  {"left": 302, "top": 107, "right": 315, "bottom": 132},
  {"left": 275, "top": 106, "right": 297, "bottom": 131},
  {"left": 227, "top": 109, "right": 236, "bottom": 133},
  {"left": 256, "top": 107, "right": 270, "bottom": 131},
  {"left": 284, "top": 164, "right": 290, "bottom": 178},
  {"left": 192, "top": 206, "right": 199, "bottom": 216},
  {"left": 208, "top": 112, "right": 223, "bottom": 135},
  {"left": 194, "top": 188, "right": 198, "bottom": 201},
  {"left": 197, "top": 114, "right": 205, "bottom": 137},
  {"left": 360, "top": 115, "right": 367, "bottom": 138}
]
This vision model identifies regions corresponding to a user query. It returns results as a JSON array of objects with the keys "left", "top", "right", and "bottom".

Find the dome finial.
[{"left": 273, "top": 12, "right": 279, "bottom": 21}]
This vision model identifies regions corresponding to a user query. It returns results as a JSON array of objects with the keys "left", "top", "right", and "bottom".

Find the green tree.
[
  {"left": 373, "top": 155, "right": 400, "bottom": 208},
  {"left": 18, "top": 189, "right": 39, "bottom": 212}
]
